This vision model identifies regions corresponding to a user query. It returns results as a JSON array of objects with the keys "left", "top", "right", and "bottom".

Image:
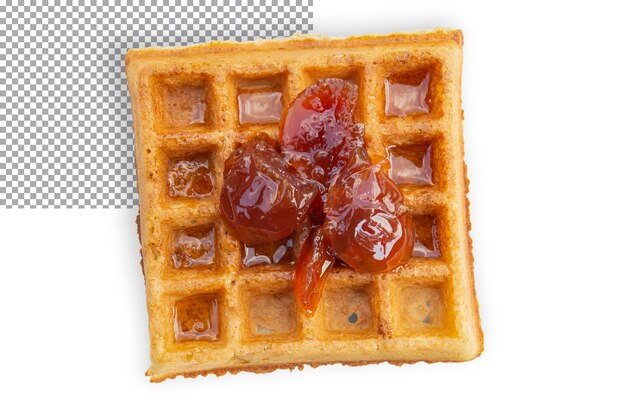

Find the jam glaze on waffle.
[{"left": 126, "top": 29, "right": 483, "bottom": 382}]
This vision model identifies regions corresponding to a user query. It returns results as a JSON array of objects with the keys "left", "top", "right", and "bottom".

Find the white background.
[{"left": 1, "top": 0, "right": 625, "bottom": 415}]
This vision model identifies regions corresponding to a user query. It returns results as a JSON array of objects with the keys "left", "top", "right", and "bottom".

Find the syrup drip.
[
  {"left": 238, "top": 92, "right": 283, "bottom": 124},
  {"left": 243, "top": 237, "right": 295, "bottom": 267},
  {"left": 387, "top": 144, "right": 433, "bottom": 186},
  {"left": 174, "top": 294, "right": 219, "bottom": 342},
  {"left": 168, "top": 157, "right": 214, "bottom": 198},
  {"left": 384, "top": 71, "right": 431, "bottom": 116},
  {"left": 412, "top": 215, "right": 441, "bottom": 258},
  {"left": 172, "top": 227, "right": 216, "bottom": 268}
]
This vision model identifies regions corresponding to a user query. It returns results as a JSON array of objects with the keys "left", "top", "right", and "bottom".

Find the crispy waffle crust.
[{"left": 126, "top": 29, "right": 483, "bottom": 382}]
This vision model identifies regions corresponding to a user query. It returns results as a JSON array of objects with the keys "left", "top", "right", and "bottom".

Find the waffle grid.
[{"left": 126, "top": 31, "right": 482, "bottom": 381}]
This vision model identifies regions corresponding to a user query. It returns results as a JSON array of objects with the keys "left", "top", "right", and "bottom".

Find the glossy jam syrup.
[
  {"left": 386, "top": 143, "right": 433, "bottom": 186},
  {"left": 219, "top": 133, "right": 319, "bottom": 245},
  {"left": 243, "top": 236, "right": 295, "bottom": 267},
  {"left": 171, "top": 226, "right": 216, "bottom": 268},
  {"left": 168, "top": 155, "right": 214, "bottom": 198},
  {"left": 238, "top": 92, "right": 283, "bottom": 124},
  {"left": 384, "top": 70, "right": 432, "bottom": 116},
  {"left": 280, "top": 78, "right": 364, "bottom": 189},
  {"left": 237, "top": 77, "right": 284, "bottom": 124},
  {"left": 293, "top": 227, "right": 335, "bottom": 315},
  {"left": 412, "top": 215, "right": 441, "bottom": 258},
  {"left": 174, "top": 294, "right": 219, "bottom": 342},
  {"left": 325, "top": 148, "right": 414, "bottom": 273}
]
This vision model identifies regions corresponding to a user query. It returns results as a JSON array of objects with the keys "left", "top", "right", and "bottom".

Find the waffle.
[{"left": 125, "top": 29, "right": 483, "bottom": 382}]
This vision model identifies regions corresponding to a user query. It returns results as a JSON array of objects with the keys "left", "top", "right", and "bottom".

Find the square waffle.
[{"left": 126, "top": 29, "right": 483, "bottom": 382}]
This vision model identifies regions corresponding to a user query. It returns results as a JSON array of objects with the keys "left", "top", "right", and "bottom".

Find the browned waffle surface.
[{"left": 126, "top": 29, "right": 482, "bottom": 382}]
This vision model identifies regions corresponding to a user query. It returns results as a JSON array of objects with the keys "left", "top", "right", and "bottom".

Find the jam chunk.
[
  {"left": 325, "top": 149, "right": 414, "bottom": 273},
  {"left": 168, "top": 155, "right": 214, "bottom": 198},
  {"left": 219, "top": 133, "right": 319, "bottom": 245},
  {"left": 293, "top": 226, "right": 335, "bottom": 315},
  {"left": 174, "top": 294, "right": 220, "bottom": 342},
  {"left": 280, "top": 78, "right": 364, "bottom": 188},
  {"left": 219, "top": 77, "right": 420, "bottom": 316}
]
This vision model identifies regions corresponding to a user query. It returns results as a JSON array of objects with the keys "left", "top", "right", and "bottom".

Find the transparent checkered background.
[{"left": 0, "top": 0, "right": 313, "bottom": 208}]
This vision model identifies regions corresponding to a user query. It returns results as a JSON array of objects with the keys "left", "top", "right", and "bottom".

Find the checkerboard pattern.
[{"left": 0, "top": 0, "right": 313, "bottom": 208}]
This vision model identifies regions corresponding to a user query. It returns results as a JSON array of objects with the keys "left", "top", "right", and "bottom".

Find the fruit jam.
[{"left": 220, "top": 79, "right": 415, "bottom": 315}]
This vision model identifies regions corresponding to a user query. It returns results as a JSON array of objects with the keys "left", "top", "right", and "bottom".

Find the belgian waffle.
[{"left": 125, "top": 29, "right": 483, "bottom": 382}]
